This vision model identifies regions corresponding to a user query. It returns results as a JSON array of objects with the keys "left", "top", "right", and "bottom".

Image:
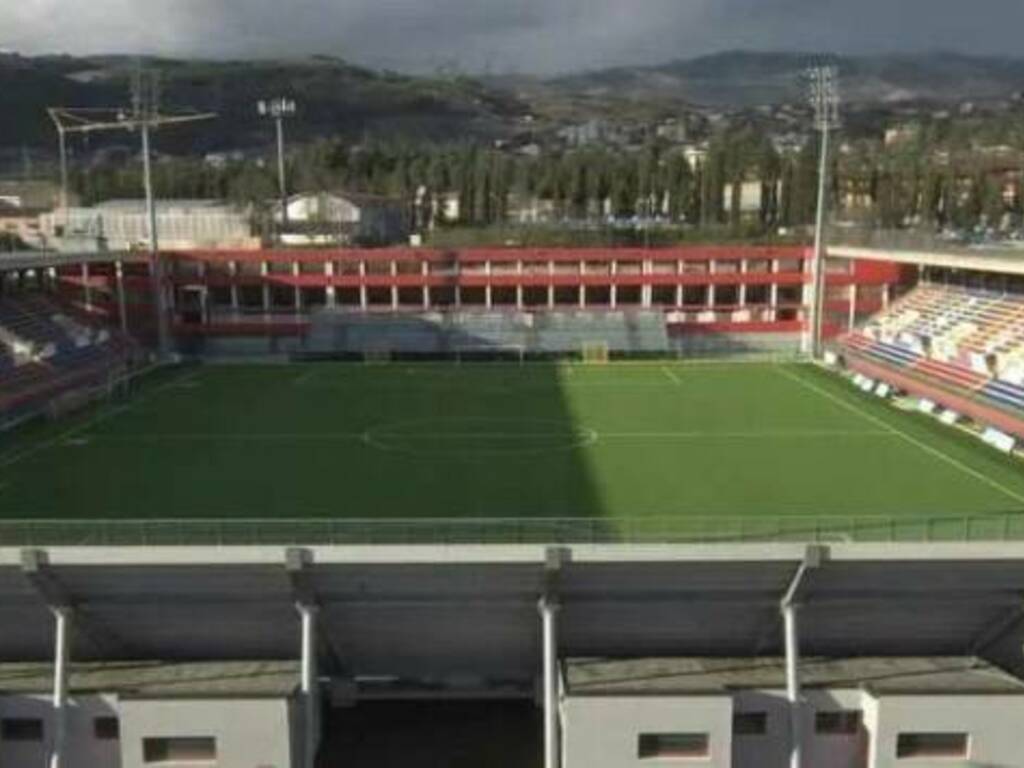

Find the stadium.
[{"left": 2, "top": 237, "right": 1024, "bottom": 768}]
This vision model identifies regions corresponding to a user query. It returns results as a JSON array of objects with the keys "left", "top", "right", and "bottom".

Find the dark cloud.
[{"left": 3, "top": 0, "right": 1024, "bottom": 73}]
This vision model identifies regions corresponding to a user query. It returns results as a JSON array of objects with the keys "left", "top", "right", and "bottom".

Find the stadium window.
[
  {"left": 208, "top": 286, "right": 232, "bottom": 308},
  {"left": 714, "top": 285, "right": 740, "bottom": 307},
  {"left": 637, "top": 733, "right": 710, "bottom": 759},
  {"left": 815, "top": 710, "right": 862, "bottom": 735},
  {"left": 1, "top": 718, "right": 44, "bottom": 741},
  {"left": 896, "top": 733, "right": 969, "bottom": 759},
  {"left": 94, "top": 717, "right": 120, "bottom": 741},
  {"left": 682, "top": 285, "right": 708, "bottom": 306},
  {"left": 733, "top": 711, "right": 768, "bottom": 736},
  {"left": 746, "top": 285, "right": 770, "bottom": 305},
  {"left": 142, "top": 736, "right": 217, "bottom": 764}
]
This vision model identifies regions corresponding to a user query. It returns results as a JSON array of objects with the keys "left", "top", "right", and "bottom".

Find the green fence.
[{"left": 2, "top": 513, "right": 1024, "bottom": 547}]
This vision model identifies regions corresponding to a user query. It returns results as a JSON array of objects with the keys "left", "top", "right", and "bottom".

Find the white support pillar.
[
  {"left": 49, "top": 606, "right": 71, "bottom": 768},
  {"left": 359, "top": 262, "right": 368, "bottom": 311},
  {"left": 770, "top": 260, "right": 780, "bottom": 322},
  {"left": 739, "top": 260, "right": 748, "bottom": 307},
  {"left": 579, "top": 261, "right": 586, "bottom": 309},
  {"left": 778, "top": 546, "right": 822, "bottom": 768},
  {"left": 848, "top": 284, "right": 857, "bottom": 332},
  {"left": 783, "top": 602, "right": 801, "bottom": 768},
  {"left": 539, "top": 596, "right": 560, "bottom": 768},
  {"left": 261, "top": 262, "right": 271, "bottom": 313},
  {"left": 298, "top": 603, "right": 319, "bottom": 768},
  {"left": 230, "top": 261, "right": 240, "bottom": 311},
  {"left": 485, "top": 261, "right": 493, "bottom": 309},
  {"left": 81, "top": 263, "right": 93, "bottom": 312},
  {"left": 325, "top": 261, "right": 336, "bottom": 309},
  {"left": 422, "top": 262, "right": 430, "bottom": 309},
  {"left": 115, "top": 260, "right": 128, "bottom": 334},
  {"left": 642, "top": 259, "right": 653, "bottom": 308},
  {"left": 293, "top": 262, "right": 302, "bottom": 313},
  {"left": 610, "top": 261, "right": 618, "bottom": 309}
]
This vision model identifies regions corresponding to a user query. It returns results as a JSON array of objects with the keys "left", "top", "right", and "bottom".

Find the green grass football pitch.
[{"left": 1, "top": 360, "right": 1023, "bottom": 543}]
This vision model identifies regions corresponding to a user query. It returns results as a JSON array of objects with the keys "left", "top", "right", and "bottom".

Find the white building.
[
  {"left": 562, "top": 656, "right": 1024, "bottom": 768},
  {"left": 276, "top": 192, "right": 408, "bottom": 246},
  {"left": 39, "top": 199, "right": 259, "bottom": 252},
  {"left": 0, "top": 660, "right": 303, "bottom": 768}
]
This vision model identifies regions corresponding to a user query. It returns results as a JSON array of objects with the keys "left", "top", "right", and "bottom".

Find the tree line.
[{"left": 68, "top": 123, "right": 1024, "bottom": 236}]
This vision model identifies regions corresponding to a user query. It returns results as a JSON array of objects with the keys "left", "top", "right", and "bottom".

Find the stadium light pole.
[
  {"left": 258, "top": 98, "right": 297, "bottom": 235},
  {"left": 47, "top": 74, "right": 215, "bottom": 359},
  {"left": 807, "top": 66, "right": 839, "bottom": 359},
  {"left": 45, "top": 111, "right": 70, "bottom": 226}
]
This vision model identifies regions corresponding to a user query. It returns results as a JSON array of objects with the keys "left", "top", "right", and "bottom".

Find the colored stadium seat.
[
  {"left": 842, "top": 284, "right": 1024, "bottom": 414},
  {"left": 0, "top": 295, "right": 136, "bottom": 419}
]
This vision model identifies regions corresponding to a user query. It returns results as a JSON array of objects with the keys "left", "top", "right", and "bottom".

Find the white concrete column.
[
  {"left": 325, "top": 261, "right": 336, "bottom": 309},
  {"left": 293, "top": 262, "right": 302, "bottom": 312},
  {"left": 485, "top": 261, "right": 493, "bottom": 309},
  {"left": 359, "top": 262, "right": 368, "bottom": 311},
  {"left": 739, "top": 260, "right": 748, "bottom": 307},
  {"left": 115, "top": 260, "right": 128, "bottom": 334},
  {"left": 783, "top": 602, "right": 802, "bottom": 768},
  {"left": 771, "top": 260, "right": 780, "bottom": 322},
  {"left": 422, "top": 262, "right": 430, "bottom": 309},
  {"left": 49, "top": 607, "right": 71, "bottom": 768},
  {"left": 610, "top": 261, "right": 618, "bottom": 309},
  {"left": 298, "top": 603, "right": 319, "bottom": 768},
  {"left": 707, "top": 260, "right": 716, "bottom": 309},
  {"left": 230, "top": 261, "right": 240, "bottom": 311},
  {"left": 261, "top": 262, "right": 271, "bottom": 313},
  {"left": 81, "top": 262, "right": 93, "bottom": 312},
  {"left": 539, "top": 596, "right": 560, "bottom": 768},
  {"left": 642, "top": 259, "right": 653, "bottom": 308},
  {"left": 391, "top": 261, "right": 400, "bottom": 310},
  {"left": 848, "top": 284, "right": 858, "bottom": 332}
]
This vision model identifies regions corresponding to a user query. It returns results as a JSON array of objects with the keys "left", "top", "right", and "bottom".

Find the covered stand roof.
[{"left": 1, "top": 543, "right": 1023, "bottom": 684}]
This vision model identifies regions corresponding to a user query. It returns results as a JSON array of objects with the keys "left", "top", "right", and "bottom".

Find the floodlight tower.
[
  {"left": 258, "top": 98, "right": 297, "bottom": 232},
  {"left": 47, "top": 70, "right": 215, "bottom": 359},
  {"left": 806, "top": 66, "right": 839, "bottom": 359}
]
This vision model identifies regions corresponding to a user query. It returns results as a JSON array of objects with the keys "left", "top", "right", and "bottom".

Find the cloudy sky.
[{"left": 3, "top": 0, "right": 1024, "bottom": 73}]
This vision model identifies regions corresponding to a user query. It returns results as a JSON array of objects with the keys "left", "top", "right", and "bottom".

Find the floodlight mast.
[
  {"left": 806, "top": 66, "right": 839, "bottom": 359},
  {"left": 47, "top": 74, "right": 216, "bottom": 360},
  {"left": 258, "top": 98, "right": 297, "bottom": 237}
]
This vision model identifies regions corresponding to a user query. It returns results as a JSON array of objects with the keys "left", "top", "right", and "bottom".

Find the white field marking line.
[
  {"left": 0, "top": 367, "right": 203, "bottom": 470},
  {"left": 85, "top": 428, "right": 889, "bottom": 443},
  {"left": 661, "top": 366, "right": 682, "bottom": 385},
  {"left": 775, "top": 364, "right": 1024, "bottom": 506}
]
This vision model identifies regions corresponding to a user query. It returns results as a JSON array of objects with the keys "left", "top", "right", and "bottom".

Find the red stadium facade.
[{"left": 41, "top": 246, "right": 910, "bottom": 346}]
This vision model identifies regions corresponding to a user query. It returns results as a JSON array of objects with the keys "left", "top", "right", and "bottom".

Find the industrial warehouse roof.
[
  {"left": 0, "top": 660, "right": 300, "bottom": 698},
  {"left": 1, "top": 544, "right": 1024, "bottom": 683},
  {"left": 563, "top": 656, "right": 1024, "bottom": 696}
]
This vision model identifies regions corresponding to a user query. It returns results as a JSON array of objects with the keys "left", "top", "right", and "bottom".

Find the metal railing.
[{"left": 1, "top": 513, "right": 1024, "bottom": 547}]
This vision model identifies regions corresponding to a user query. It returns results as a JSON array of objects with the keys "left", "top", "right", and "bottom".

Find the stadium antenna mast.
[
  {"left": 47, "top": 67, "right": 216, "bottom": 359},
  {"left": 805, "top": 65, "right": 839, "bottom": 359}
]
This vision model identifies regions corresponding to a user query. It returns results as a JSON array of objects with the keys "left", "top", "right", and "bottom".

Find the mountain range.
[{"left": 2, "top": 50, "right": 1024, "bottom": 155}]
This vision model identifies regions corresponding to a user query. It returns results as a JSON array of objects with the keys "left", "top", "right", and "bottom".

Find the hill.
[
  {"left": 0, "top": 53, "right": 529, "bottom": 153},
  {"left": 531, "top": 50, "right": 1024, "bottom": 108}
]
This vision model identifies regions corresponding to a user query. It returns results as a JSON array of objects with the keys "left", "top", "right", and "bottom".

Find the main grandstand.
[{"left": 3, "top": 239, "right": 1024, "bottom": 768}]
